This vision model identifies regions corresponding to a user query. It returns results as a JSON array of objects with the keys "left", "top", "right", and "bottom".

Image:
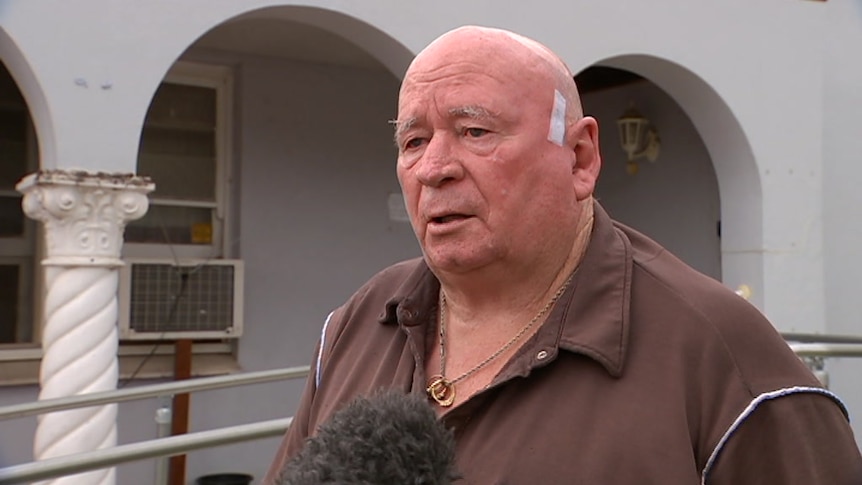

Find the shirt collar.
[
  {"left": 378, "top": 259, "right": 438, "bottom": 327},
  {"left": 554, "top": 202, "right": 632, "bottom": 377},
  {"left": 379, "top": 202, "right": 632, "bottom": 377}
]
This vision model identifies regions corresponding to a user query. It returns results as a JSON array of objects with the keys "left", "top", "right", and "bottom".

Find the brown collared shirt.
[{"left": 265, "top": 203, "right": 862, "bottom": 484}]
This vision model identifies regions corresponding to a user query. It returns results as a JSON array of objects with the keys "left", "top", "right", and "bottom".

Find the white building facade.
[{"left": 0, "top": 0, "right": 860, "bottom": 482}]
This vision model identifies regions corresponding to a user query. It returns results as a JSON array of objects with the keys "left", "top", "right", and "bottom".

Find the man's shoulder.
[
  {"left": 618, "top": 221, "right": 756, "bottom": 329},
  {"left": 618, "top": 224, "right": 820, "bottom": 394}
]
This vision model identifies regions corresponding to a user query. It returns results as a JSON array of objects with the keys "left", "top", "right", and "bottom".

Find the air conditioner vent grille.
[{"left": 128, "top": 263, "right": 236, "bottom": 334}]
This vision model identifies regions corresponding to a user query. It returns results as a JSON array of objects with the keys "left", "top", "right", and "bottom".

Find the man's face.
[{"left": 395, "top": 41, "right": 582, "bottom": 276}]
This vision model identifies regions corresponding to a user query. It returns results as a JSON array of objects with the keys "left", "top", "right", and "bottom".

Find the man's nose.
[{"left": 414, "top": 135, "right": 464, "bottom": 187}]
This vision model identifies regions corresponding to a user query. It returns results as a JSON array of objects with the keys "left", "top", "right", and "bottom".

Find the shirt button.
[
  {"left": 536, "top": 350, "right": 549, "bottom": 360},
  {"left": 397, "top": 307, "right": 415, "bottom": 321}
]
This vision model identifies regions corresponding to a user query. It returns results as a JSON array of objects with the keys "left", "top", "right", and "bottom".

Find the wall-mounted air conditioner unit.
[{"left": 118, "top": 258, "right": 244, "bottom": 340}]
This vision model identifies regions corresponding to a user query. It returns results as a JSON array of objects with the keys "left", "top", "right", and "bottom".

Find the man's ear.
[{"left": 568, "top": 116, "right": 601, "bottom": 201}]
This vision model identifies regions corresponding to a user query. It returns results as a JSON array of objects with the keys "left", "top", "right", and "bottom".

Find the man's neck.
[{"left": 438, "top": 201, "right": 595, "bottom": 326}]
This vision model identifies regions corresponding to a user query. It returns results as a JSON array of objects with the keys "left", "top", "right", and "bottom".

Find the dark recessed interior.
[{"left": 574, "top": 66, "right": 645, "bottom": 94}]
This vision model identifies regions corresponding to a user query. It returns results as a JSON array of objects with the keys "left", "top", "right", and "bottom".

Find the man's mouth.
[{"left": 431, "top": 214, "right": 470, "bottom": 224}]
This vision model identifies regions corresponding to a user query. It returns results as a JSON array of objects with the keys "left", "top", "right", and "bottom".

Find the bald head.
[
  {"left": 393, "top": 25, "right": 602, "bottom": 287},
  {"left": 402, "top": 26, "right": 583, "bottom": 123}
]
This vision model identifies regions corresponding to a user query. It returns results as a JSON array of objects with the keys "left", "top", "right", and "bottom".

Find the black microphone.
[{"left": 276, "top": 390, "right": 458, "bottom": 485}]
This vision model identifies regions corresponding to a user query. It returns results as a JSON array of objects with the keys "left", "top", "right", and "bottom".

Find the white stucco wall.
[
  {"left": 821, "top": 0, "right": 862, "bottom": 449},
  {"left": 0, "top": 386, "right": 36, "bottom": 470}
]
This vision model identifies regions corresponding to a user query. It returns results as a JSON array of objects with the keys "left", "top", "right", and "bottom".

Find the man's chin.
[{"left": 422, "top": 248, "right": 496, "bottom": 276}]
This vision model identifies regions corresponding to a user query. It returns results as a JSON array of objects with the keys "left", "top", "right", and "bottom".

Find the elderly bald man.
[{"left": 265, "top": 26, "right": 862, "bottom": 484}]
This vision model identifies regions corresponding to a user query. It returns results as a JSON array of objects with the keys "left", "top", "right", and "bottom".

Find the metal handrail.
[
  {"left": 781, "top": 332, "right": 862, "bottom": 357},
  {"left": 789, "top": 343, "right": 862, "bottom": 358},
  {"left": 0, "top": 365, "right": 310, "bottom": 421},
  {"left": 782, "top": 333, "right": 862, "bottom": 345},
  {"left": 0, "top": 417, "right": 292, "bottom": 484}
]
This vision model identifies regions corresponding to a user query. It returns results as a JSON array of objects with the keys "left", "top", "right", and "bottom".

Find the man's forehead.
[
  {"left": 398, "top": 63, "right": 530, "bottom": 117},
  {"left": 405, "top": 41, "right": 520, "bottom": 86},
  {"left": 398, "top": 31, "right": 558, "bottom": 111},
  {"left": 401, "top": 25, "right": 579, "bottom": 107}
]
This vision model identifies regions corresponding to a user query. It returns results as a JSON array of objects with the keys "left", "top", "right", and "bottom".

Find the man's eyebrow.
[
  {"left": 390, "top": 117, "right": 417, "bottom": 145},
  {"left": 449, "top": 105, "right": 494, "bottom": 120}
]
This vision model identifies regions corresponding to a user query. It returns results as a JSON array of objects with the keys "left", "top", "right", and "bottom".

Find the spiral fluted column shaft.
[{"left": 17, "top": 170, "right": 153, "bottom": 485}]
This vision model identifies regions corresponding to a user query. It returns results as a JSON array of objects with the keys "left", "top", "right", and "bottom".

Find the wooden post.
[{"left": 169, "top": 339, "right": 193, "bottom": 485}]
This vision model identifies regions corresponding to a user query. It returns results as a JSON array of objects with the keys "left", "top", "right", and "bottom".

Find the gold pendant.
[{"left": 426, "top": 375, "right": 455, "bottom": 407}]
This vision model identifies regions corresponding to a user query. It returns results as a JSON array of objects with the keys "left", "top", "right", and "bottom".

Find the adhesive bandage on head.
[{"left": 547, "top": 89, "right": 566, "bottom": 146}]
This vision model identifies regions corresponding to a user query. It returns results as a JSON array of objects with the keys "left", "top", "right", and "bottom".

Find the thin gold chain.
[{"left": 438, "top": 274, "right": 573, "bottom": 387}]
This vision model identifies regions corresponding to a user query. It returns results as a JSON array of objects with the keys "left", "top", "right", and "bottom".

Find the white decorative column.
[{"left": 17, "top": 170, "right": 153, "bottom": 485}]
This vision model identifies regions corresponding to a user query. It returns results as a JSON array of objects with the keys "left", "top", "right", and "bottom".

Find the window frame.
[
  {"left": 123, "top": 60, "right": 234, "bottom": 262},
  {"left": 118, "top": 60, "right": 237, "bottom": 376}
]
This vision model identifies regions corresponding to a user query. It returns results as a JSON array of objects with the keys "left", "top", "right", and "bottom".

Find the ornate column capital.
[{"left": 17, "top": 170, "right": 154, "bottom": 267}]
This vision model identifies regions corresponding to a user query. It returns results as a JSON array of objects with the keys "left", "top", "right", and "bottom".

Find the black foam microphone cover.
[{"left": 277, "top": 390, "right": 458, "bottom": 485}]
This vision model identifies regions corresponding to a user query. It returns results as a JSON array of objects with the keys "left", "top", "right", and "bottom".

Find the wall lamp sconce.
[{"left": 617, "top": 106, "right": 660, "bottom": 175}]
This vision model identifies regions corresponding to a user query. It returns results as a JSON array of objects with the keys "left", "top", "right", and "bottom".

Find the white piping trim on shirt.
[
  {"left": 701, "top": 386, "right": 847, "bottom": 485},
  {"left": 314, "top": 311, "right": 335, "bottom": 390}
]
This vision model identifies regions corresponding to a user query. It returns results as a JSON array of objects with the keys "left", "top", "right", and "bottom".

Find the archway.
[
  {"left": 122, "top": 11, "right": 421, "bottom": 482},
  {"left": 127, "top": 6, "right": 416, "bottom": 260},
  {"left": 0, "top": 30, "right": 43, "bottom": 346},
  {"left": 581, "top": 56, "right": 763, "bottom": 305},
  {"left": 0, "top": 27, "right": 52, "bottom": 169},
  {"left": 577, "top": 66, "right": 722, "bottom": 280}
]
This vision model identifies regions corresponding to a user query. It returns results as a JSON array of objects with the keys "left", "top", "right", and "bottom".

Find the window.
[
  {"left": 124, "top": 62, "right": 233, "bottom": 261},
  {"left": 116, "top": 61, "right": 239, "bottom": 381},
  {"left": 0, "top": 60, "right": 37, "bottom": 346}
]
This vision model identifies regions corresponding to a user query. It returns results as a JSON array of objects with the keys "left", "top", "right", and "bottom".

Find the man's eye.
[
  {"left": 465, "top": 127, "right": 489, "bottom": 138},
  {"left": 404, "top": 137, "right": 425, "bottom": 150}
]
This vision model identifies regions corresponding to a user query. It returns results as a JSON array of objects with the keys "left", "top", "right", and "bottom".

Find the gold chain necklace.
[{"left": 426, "top": 275, "right": 573, "bottom": 407}]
